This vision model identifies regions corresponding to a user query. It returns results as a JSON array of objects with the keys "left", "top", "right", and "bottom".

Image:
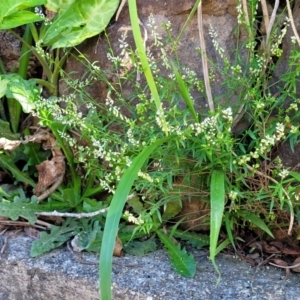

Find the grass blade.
[
  {"left": 210, "top": 170, "right": 225, "bottom": 278},
  {"left": 128, "top": 0, "right": 168, "bottom": 135},
  {"left": 172, "top": 62, "right": 198, "bottom": 122},
  {"left": 99, "top": 136, "right": 171, "bottom": 300}
]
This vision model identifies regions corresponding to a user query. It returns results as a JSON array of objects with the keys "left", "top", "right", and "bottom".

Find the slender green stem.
[
  {"left": 34, "top": 79, "right": 56, "bottom": 93},
  {"left": 171, "top": 0, "right": 201, "bottom": 52},
  {"left": 8, "top": 24, "right": 33, "bottom": 133},
  {"left": 8, "top": 29, "right": 53, "bottom": 81},
  {"left": 0, "top": 57, "right": 7, "bottom": 74}
]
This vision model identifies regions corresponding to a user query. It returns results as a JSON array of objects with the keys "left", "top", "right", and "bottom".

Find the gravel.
[{"left": 0, "top": 234, "right": 300, "bottom": 299}]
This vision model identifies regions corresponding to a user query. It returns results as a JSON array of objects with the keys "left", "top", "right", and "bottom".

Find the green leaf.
[
  {"left": 0, "top": 119, "right": 19, "bottom": 140},
  {"left": 0, "top": 77, "right": 9, "bottom": 98},
  {"left": 41, "top": 0, "right": 120, "bottom": 49},
  {"left": 118, "top": 225, "right": 149, "bottom": 244},
  {"left": 0, "top": 0, "right": 45, "bottom": 20},
  {"left": 170, "top": 229, "right": 210, "bottom": 249},
  {"left": 0, "top": 200, "right": 37, "bottom": 224},
  {"left": 0, "top": 11, "right": 45, "bottom": 29},
  {"left": 45, "top": 0, "right": 75, "bottom": 12},
  {"left": 124, "top": 238, "right": 157, "bottom": 257},
  {"left": 6, "top": 75, "right": 40, "bottom": 113},
  {"left": 71, "top": 221, "right": 102, "bottom": 252},
  {"left": 156, "top": 229, "right": 196, "bottom": 278},
  {"left": 127, "top": 196, "right": 144, "bottom": 214},
  {"left": 238, "top": 210, "right": 274, "bottom": 238},
  {"left": 23, "top": 143, "right": 50, "bottom": 170},
  {"left": 128, "top": 0, "right": 168, "bottom": 135},
  {"left": 99, "top": 136, "right": 171, "bottom": 300},
  {"left": 171, "top": 62, "right": 198, "bottom": 122},
  {"left": 30, "top": 218, "right": 77, "bottom": 257},
  {"left": 210, "top": 170, "right": 225, "bottom": 277},
  {"left": 162, "top": 200, "right": 182, "bottom": 222},
  {"left": 0, "top": 153, "right": 36, "bottom": 186}
]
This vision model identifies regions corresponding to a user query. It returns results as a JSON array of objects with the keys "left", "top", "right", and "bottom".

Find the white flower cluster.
[
  {"left": 237, "top": 123, "right": 286, "bottom": 166},
  {"left": 123, "top": 211, "right": 145, "bottom": 225}
]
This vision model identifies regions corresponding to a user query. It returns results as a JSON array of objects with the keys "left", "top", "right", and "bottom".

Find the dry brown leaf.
[
  {"left": 113, "top": 236, "right": 123, "bottom": 257},
  {"left": 24, "top": 227, "right": 40, "bottom": 239},
  {"left": 291, "top": 257, "right": 300, "bottom": 272},
  {"left": 0, "top": 138, "right": 21, "bottom": 151},
  {"left": 35, "top": 155, "right": 65, "bottom": 195},
  {"left": 281, "top": 247, "right": 300, "bottom": 256}
]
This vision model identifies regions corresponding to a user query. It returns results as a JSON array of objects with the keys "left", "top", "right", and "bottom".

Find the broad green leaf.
[
  {"left": 238, "top": 210, "right": 274, "bottom": 238},
  {"left": 5, "top": 74, "right": 40, "bottom": 113},
  {"left": 124, "top": 238, "right": 157, "bottom": 257},
  {"left": 0, "top": 78, "right": 9, "bottom": 98},
  {"left": 156, "top": 229, "right": 196, "bottom": 278},
  {"left": 0, "top": 0, "right": 45, "bottom": 20},
  {"left": 100, "top": 136, "right": 171, "bottom": 300},
  {"left": 31, "top": 218, "right": 77, "bottom": 257},
  {"left": 118, "top": 225, "right": 150, "bottom": 243},
  {"left": 0, "top": 11, "right": 44, "bottom": 29},
  {"left": 45, "top": 0, "right": 75, "bottom": 13},
  {"left": 0, "top": 201, "right": 37, "bottom": 224},
  {"left": 170, "top": 229, "right": 210, "bottom": 249},
  {"left": 41, "top": 0, "right": 120, "bottom": 49},
  {"left": 210, "top": 170, "right": 225, "bottom": 277},
  {"left": 162, "top": 200, "right": 182, "bottom": 222},
  {"left": 127, "top": 196, "right": 144, "bottom": 214}
]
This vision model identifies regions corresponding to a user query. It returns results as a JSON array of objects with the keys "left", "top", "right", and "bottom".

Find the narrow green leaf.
[
  {"left": 224, "top": 211, "right": 236, "bottom": 251},
  {"left": 238, "top": 210, "right": 274, "bottom": 238},
  {"left": 99, "top": 136, "right": 171, "bottom": 300},
  {"left": 172, "top": 62, "right": 198, "bottom": 122},
  {"left": 156, "top": 229, "right": 196, "bottom": 278},
  {"left": 210, "top": 170, "right": 225, "bottom": 276},
  {"left": 128, "top": 0, "right": 168, "bottom": 135},
  {"left": 0, "top": 153, "right": 36, "bottom": 187}
]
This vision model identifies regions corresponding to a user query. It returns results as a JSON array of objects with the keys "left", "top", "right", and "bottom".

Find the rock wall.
[{"left": 59, "top": 0, "right": 240, "bottom": 110}]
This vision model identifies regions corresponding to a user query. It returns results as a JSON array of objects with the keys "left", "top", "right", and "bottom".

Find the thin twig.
[
  {"left": 266, "top": 0, "right": 279, "bottom": 44},
  {"left": 197, "top": 1, "right": 214, "bottom": 111},
  {"left": 286, "top": 0, "right": 300, "bottom": 47},
  {"left": 36, "top": 208, "right": 109, "bottom": 218},
  {"left": 261, "top": 0, "right": 270, "bottom": 33}
]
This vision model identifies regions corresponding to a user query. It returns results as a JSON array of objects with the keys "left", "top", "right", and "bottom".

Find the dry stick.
[
  {"left": 197, "top": 1, "right": 214, "bottom": 112},
  {"left": 266, "top": 0, "right": 279, "bottom": 45},
  {"left": 36, "top": 208, "right": 109, "bottom": 219},
  {"left": 261, "top": 0, "right": 270, "bottom": 32},
  {"left": 286, "top": 0, "right": 300, "bottom": 47},
  {"left": 116, "top": 0, "right": 127, "bottom": 22},
  {"left": 35, "top": 193, "right": 136, "bottom": 219}
]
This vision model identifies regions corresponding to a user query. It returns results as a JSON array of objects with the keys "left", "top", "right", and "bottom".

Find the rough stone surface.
[
  {"left": 60, "top": 0, "right": 240, "bottom": 110},
  {"left": 1, "top": 234, "right": 300, "bottom": 300}
]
